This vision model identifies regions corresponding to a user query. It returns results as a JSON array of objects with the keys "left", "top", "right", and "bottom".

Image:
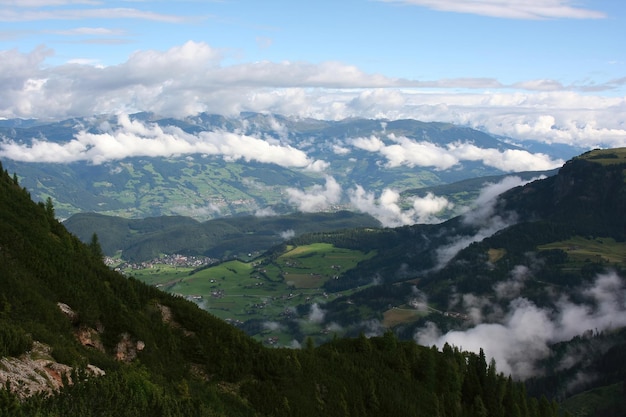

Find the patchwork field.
[{"left": 125, "top": 243, "right": 377, "bottom": 345}]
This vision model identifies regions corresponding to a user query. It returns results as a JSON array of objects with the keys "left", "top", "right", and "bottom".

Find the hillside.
[
  {"left": 0, "top": 163, "right": 563, "bottom": 415},
  {"left": 0, "top": 112, "right": 573, "bottom": 221},
  {"left": 102, "top": 148, "right": 626, "bottom": 416},
  {"left": 51, "top": 148, "right": 626, "bottom": 416},
  {"left": 63, "top": 210, "right": 381, "bottom": 262},
  {"left": 62, "top": 169, "right": 555, "bottom": 263}
]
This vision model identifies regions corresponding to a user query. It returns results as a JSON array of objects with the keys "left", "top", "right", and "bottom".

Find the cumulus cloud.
[
  {"left": 349, "top": 186, "right": 453, "bottom": 227},
  {"left": 416, "top": 271, "right": 626, "bottom": 380},
  {"left": 351, "top": 134, "right": 459, "bottom": 170},
  {"left": 0, "top": 114, "right": 319, "bottom": 167},
  {"left": 350, "top": 134, "right": 563, "bottom": 172},
  {"left": 286, "top": 176, "right": 342, "bottom": 212},
  {"left": 0, "top": 44, "right": 625, "bottom": 149},
  {"left": 379, "top": 0, "right": 607, "bottom": 20},
  {"left": 448, "top": 143, "right": 563, "bottom": 172}
]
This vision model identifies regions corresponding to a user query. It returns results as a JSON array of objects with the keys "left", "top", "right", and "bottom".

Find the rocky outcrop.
[
  {"left": 0, "top": 342, "right": 103, "bottom": 399},
  {"left": 75, "top": 325, "right": 105, "bottom": 352},
  {"left": 115, "top": 332, "right": 145, "bottom": 363}
]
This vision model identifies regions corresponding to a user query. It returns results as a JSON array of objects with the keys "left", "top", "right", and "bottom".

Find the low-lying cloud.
[
  {"left": 351, "top": 135, "right": 563, "bottom": 172},
  {"left": 284, "top": 175, "right": 454, "bottom": 227},
  {"left": 416, "top": 271, "right": 626, "bottom": 380},
  {"left": 0, "top": 114, "right": 319, "bottom": 168},
  {"left": 286, "top": 176, "right": 342, "bottom": 212},
  {"left": 349, "top": 186, "right": 453, "bottom": 227},
  {"left": 435, "top": 175, "right": 542, "bottom": 269},
  {"left": 308, "top": 303, "right": 326, "bottom": 324}
]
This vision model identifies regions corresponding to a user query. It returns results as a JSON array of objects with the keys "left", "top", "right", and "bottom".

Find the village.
[{"left": 105, "top": 253, "right": 219, "bottom": 272}]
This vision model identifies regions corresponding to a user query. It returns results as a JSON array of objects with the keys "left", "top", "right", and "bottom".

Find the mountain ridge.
[{"left": 0, "top": 112, "right": 576, "bottom": 221}]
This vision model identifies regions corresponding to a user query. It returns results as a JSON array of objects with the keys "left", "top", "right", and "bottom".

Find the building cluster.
[{"left": 107, "top": 254, "right": 218, "bottom": 271}]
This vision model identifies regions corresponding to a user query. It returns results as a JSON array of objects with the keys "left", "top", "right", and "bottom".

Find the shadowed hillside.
[{"left": 0, "top": 160, "right": 562, "bottom": 416}]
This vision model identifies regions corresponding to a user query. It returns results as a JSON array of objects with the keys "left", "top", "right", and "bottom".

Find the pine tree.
[{"left": 88, "top": 232, "right": 104, "bottom": 259}]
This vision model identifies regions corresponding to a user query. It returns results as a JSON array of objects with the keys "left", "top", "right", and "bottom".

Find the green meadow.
[
  {"left": 126, "top": 243, "right": 376, "bottom": 344},
  {"left": 538, "top": 236, "right": 626, "bottom": 266}
]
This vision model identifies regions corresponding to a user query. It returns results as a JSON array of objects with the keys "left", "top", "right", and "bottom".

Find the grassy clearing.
[
  {"left": 383, "top": 306, "right": 428, "bottom": 327},
  {"left": 538, "top": 236, "right": 626, "bottom": 265},
  {"left": 276, "top": 243, "right": 376, "bottom": 288},
  {"left": 127, "top": 265, "right": 192, "bottom": 286},
  {"left": 579, "top": 147, "right": 626, "bottom": 166},
  {"left": 487, "top": 248, "right": 506, "bottom": 263}
]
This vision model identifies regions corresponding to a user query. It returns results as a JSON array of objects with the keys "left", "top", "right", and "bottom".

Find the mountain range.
[
  {"left": 59, "top": 147, "right": 626, "bottom": 417},
  {"left": 0, "top": 112, "right": 624, "bottom": 416},
  {"left": 0, "top": 112, "right": 579, "bottom": 223},
  {"left": 0, "top": 147, "right": 574, "bottom": 416}
]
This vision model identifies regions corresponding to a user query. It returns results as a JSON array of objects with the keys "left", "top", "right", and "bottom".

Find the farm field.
[
  {"left": 382, "top": 306, "right": 427, "bottom": 328},
  {"left": 538, "top": 236, "right": 626, "bottom": 266},
  {"left": 126, "top": 243, "right": 379, "bottom": 345}
]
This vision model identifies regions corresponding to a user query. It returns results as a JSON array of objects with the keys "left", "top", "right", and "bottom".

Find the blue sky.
[{"left": 0, "top": 0, "right": 625, "bottom": 148}]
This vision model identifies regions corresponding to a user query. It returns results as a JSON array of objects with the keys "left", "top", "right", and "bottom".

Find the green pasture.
[
  {"left": 538, "top": 236, "right": 626, "bottom": 266},
  {"left": 579, "top": 147, "right": 626, "bottom": 166},
  {"left": 275, "top": 243, "right": 376, "bottom": 288},
  {"left": 126, "top": 265, "right": 192, "bottom": 287},
  {"left": 127, "top": 243, "right": 374, "bottom": 344}
]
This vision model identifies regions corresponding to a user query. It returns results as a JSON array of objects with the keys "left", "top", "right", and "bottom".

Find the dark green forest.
[{"left": 0, "top": 159, "right": 566, "bottom": 415}]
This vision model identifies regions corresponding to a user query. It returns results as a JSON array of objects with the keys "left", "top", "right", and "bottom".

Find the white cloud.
[
  {"left": 47, "top": 26, "right": 126, "bottom": 36},
  {"left": 171, "top": 203, "right": 221, "bottom": 218},
  {"left": 0, "top": 114, "right": 318, "bottom": 168},
  {"left": 448, "top": 143, "right": 563, "bottom": 172},
  {"left": 280, "top": 229, "right": 296, "bottom": 240},
  {"left": 308, "top": 303, "right": 326, "bottom": 324},
  {"left": 0, "top": 6, "right": 187, "bottom": 23},
  {"left": 0, "top": 1, "right": 97, "bottom": 6},
  {"left": 286, "top": 176, "right": 342, "bottom": 212},
  {"left": 351, "top": 134, "right": 459, "bottom": 170},
  {"left": 435, "top": 175, "right": 541, "bottom": 269},
  {"left": 255, "top": 207, "right": 277, "bottom": 217},
  {"left": 262, "top": 321, "right": 283, "bottom": 332},
  {"left": 350, "top": 134, "right": 563, "bottom": 172},
  {"left": 0, "top": 43, "right": 624, "bottom": 149},
  {"left": 416, "top": 271, "right": 626, "bottom": 380},
  {"left": 348, "top": 186, "right": 453, "bottom": 227},
  {"left": 379, "top": 0, "right": 607, "bottom": 20}
]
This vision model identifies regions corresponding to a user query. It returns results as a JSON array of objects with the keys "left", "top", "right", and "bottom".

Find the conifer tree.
[{"left": 88, "top": 232, "right": 104, "bottom": 259}]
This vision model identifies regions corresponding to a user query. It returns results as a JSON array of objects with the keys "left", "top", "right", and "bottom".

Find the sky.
[{"left": 0, "top": 0, "right": 625, "bottom": 148}]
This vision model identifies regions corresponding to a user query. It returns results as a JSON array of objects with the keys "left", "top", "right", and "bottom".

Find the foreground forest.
[{"left": 0, "top": 162, "right": 563, "bottom": 415}]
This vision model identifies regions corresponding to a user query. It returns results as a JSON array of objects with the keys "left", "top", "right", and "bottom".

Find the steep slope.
[
  {"left": 315, "top": 148, "right": 626, "bottom": 415},
  {"left": 498, "top": 148, "right": 626, "bottom": 238},
  {"left": 0, "top": 162, "right": 561, "bottom": 415}
]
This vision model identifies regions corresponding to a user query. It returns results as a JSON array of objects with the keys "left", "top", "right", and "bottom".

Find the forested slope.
[{"left": 0, "top": 161, "right": 561, "bottom": 416}]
